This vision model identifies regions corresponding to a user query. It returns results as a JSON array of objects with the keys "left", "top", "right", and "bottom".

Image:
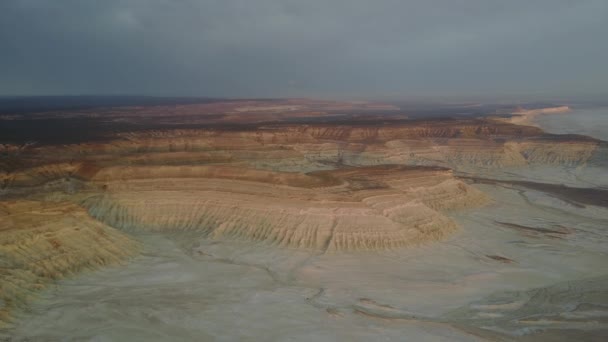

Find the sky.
[{"left": 0, "top": 0, "right": 607, "bottom": 99}]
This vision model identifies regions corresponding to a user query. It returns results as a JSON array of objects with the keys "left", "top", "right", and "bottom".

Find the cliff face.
[
  {"left": 0, "top": 201, "right": 138, "bottom": 326},
  {"left": 78, "top": 166, "right": 488, "bottom": 252},
  {"left": 1, "top": 117, "right": 600, "bottom": 254},
  {"left": 0, "top": 109, "right": 602, "bottom": 256},
  {"left": 2, "top": 119, "right": 600, "bottom": 182}
]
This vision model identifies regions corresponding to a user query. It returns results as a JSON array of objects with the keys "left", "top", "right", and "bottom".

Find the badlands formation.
[{"left": 1, "top": 98, "right": 607, "bottom": 340}]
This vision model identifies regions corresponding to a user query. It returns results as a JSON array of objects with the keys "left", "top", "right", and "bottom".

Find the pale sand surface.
[{"left": 3, "top": 234, "right": 484, "bottom": 342}]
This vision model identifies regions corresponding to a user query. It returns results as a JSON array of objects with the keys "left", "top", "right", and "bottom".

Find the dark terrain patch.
[{"left": 465, "top": 177, "right": 608, "bottom": 208}]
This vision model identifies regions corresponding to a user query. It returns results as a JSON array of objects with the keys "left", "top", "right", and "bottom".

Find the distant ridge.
[{"left": 0, "top": 95, "right": 278, "bottom": 115}]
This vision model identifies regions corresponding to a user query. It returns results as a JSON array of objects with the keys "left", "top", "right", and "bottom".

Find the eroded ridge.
[
  {"left": 0, "top": 201, "right": 139, "bottom": 326},
  {"left": 2, "top": 109, "right": 602, "bottom": 254},
  {"left": 81, "top": 165, "right": 489, "bottom": 251}
]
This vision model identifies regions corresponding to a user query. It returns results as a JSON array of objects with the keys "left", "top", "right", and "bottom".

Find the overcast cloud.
[{"left": 0, "top": 0, "right": 606, "bottom": 98}]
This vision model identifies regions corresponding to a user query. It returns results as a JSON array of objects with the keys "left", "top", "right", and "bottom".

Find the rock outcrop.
[
  {"left": 3, "top": 119, "right": 601, "bottom": 179},
  {"left": 81, "top": 165, "right": 488, "bottom": 251},
  {"left": 0, "top": 201, "right": 138, "bottom": 326},
  {"left": 1, "top": 112, "right": 601, "bottom": 255}
]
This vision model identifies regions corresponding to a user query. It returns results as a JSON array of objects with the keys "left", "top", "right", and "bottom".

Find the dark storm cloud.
[{"left": 1, "top": 0, "right": 607, "bottom": 97}]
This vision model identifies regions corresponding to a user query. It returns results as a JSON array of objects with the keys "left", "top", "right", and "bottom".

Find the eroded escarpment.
[
  {"left": 2, "top": 101, "right": 606, "bottom": 336},
  {"left": 79, "top": 165, "right": 488, "bottom": 251},
  {"left": 1, "top": 116, "right": 602, "bottom": 254},
  {"left": 2, "top": 118, "right": 602, "bottom": 180},
  {"left": 0, "top": 162, "right": 490, "bottom": 323},
  {"left": 0, "top": 200, "right": 139, "bottom": 327},
  {"left": 3, "top": 99, "right": 607, "bottom": 340}
]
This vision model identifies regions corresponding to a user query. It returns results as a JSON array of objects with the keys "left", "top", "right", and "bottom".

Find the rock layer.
[
  {"left": 0, "top": 200, "right": 138, "bottom": 326},
  {"left": 82, "top": 165, "right": 488, "bottom": 251},
  {"left": 2, "top": 110, "right": 601, "bottom": 254}
]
